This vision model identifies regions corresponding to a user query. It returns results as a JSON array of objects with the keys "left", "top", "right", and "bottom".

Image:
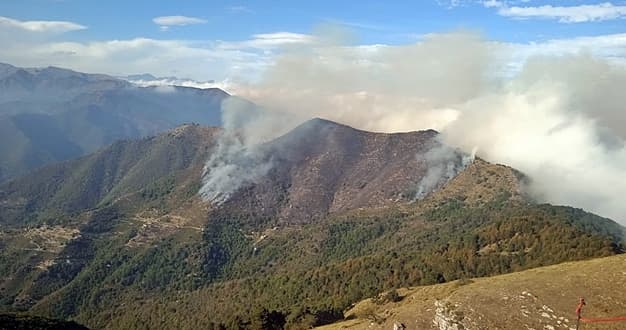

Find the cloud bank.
[
  {"left": 2, "top": 13, "right": 626, "bottom": 83},
  {"left": 478, "top": 1, "right": 626, "bottom": 23},
  {"left": 0, "top": 16, "right": 86, "bottom": 33},
  {"left": 498, "top": 2, "right": 626, "bottom": 23},
  {"left": 216, "top": 30, "right": 626, "bottom": 224}
]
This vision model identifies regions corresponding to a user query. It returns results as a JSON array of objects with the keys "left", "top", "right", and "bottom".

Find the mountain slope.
[
  {"left": 0, "top": 119, "right": 623, "bottom": 329},
  {"left": 0, "top": 313, "right": 88, "bottom": 330},
  {"left": 0, "top": 124, "right": 218, "bottom": 226},
  {"left": 210, "top": 118, "right": 446, "bottom": 225},
  {"left": 0, "top": 63, "right": 227, "bottom": 181},
  {"left": 318, "top": 254, "right": 626, "bottom": 330}
]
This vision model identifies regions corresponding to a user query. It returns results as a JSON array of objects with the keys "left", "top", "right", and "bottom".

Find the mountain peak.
[
  {"left": 205, "top": 117, "right": 450, "bottom": 223},
  {"left": 295, "top": 117, "right": 358, "bottom": 132},
  {"left": 0, "top": 62, "right": 18, "bottom": 79},
  {"left": 0, "top": 62, "right": 16, "bottom": 70},
  {"left": 295, "top": 117, "right": 440, "bottom": 137},
  {"left": 308, "top": 117, "right": 345, "bottom": 126}
]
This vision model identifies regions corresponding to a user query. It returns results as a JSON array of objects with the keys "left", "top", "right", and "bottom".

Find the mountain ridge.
[
  {"left": 0, "top": 63, "right": 228, "bottom": 182},
  {"left": 209, "top": 117, "right": 445, "bottom": 225},
  {"left": 0, "top": 118, "right": 623, "bottom": 329}
]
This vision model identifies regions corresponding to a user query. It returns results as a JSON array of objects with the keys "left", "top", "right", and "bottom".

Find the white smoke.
[
  {"left": 201, "top": 29, "right": 626, "bottom": 224},
  {"left": 414, "top": 144, "right": 477, "bottom": 200},
  {"left": 199, "top": 97, "right": 302, "bottom": 204}
]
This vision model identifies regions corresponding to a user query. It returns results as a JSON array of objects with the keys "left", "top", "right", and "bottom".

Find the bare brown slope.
[
  {"left": 215, "top": 118, "right": 446, "bottom": 224},
  {"left": 318, "top": 254, "right": 626, "bottom": 330}
]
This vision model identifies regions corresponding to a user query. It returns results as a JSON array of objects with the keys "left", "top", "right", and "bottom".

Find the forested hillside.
[
  {"left": 0, "top": 63, "right": 227, "bottom": 181},
  {"left": 0, "top": 120, "right": 623, "bottom": 329}
]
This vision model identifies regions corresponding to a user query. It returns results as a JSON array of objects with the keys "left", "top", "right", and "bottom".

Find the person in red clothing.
[{"left": 575, "top": 297, "right": 586, "bottom": 330}]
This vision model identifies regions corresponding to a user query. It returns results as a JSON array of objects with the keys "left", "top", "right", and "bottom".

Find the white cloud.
[
  {"left": 0, "top": 16, "right": 86, "bottom": 33},
  {"left": 126, "top": 76, "right": 235, "bottom": 91},
  {"left": 252, "top": 32, "right": 314, "bottom": 46},
  {"left": 218, "top": 32, "right": 315, "bottom": 50},
  {"left": 437, "top": 0, "right": 466, "bottom": 9},
  {"left": 0, "top": 19, "right": 625, "bottom": 90},
  {"left": 498, "top": 2, "right": 626, "bottom": 23},
  {"left": 228, "top": 6, "right": 254, "bottom": 14},
  {"left": 491, "top": 33, "right": 626, "bottom": 75},
  {"left": 152, "top": 15, "right": 207, "bottom": 26},
  {"left": 482, "top": 0, "right": 504, "bottom": 8},
  {"left": 0, "top": 37, "right": 269, "bottom": 82}
]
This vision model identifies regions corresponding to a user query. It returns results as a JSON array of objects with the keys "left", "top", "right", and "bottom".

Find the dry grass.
[
  {"left": 21, "top": 225, "right": 80, "bottom": 254},
  {"left": 317, "top": 254, "right": 626, "bottom": 330}
]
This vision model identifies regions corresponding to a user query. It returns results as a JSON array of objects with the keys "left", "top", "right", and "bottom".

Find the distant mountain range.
[
  {"left": 0, "top": 63, "right": 227, "bottom": 181},
  {"left": 0, "top": 119, "right": 622, "bottom": 329}
]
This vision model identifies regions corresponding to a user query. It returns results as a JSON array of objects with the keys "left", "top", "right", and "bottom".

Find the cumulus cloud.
[
  {"left": 214, "top": 30, "right": 626, "bottom": 224},
  {"left": 0, "top": 16, "right": 86, "bottom": 33},
  {"left": 497, "top": 2, "right": 626, "bottom": 23}
]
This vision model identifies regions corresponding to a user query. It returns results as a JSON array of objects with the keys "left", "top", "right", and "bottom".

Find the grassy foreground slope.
[{"left": 319, "top": 254, "right": 626, "bottom": 330}]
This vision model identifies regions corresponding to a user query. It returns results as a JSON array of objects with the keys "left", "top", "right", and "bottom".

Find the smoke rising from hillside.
[
  {"left": 414, "top": 144, "right": 477, "bottom": 200},
  {"left": 199, "top": 97, "right": 302, "bottom": 204},
  {"left": 203, "top": 30, "right": 626, "bottom": 224}
]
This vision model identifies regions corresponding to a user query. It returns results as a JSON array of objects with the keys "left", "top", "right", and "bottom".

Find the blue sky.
[
  {"left": 1, "top": 0, "right": 625, "bottom": 80},
  {"left": 3, "top": 0, "right": 626, "bottom": 42}
]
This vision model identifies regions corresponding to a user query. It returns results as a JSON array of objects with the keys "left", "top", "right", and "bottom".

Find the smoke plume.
[
  {"left": 414, "top": 144, "right": 477, "bottom": 200},
  {"left": 202, "top": 29, "right": 626, "bottom": 224},
  {"left": 199, "top": 97, "right": 303, "bottom": 204}
]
